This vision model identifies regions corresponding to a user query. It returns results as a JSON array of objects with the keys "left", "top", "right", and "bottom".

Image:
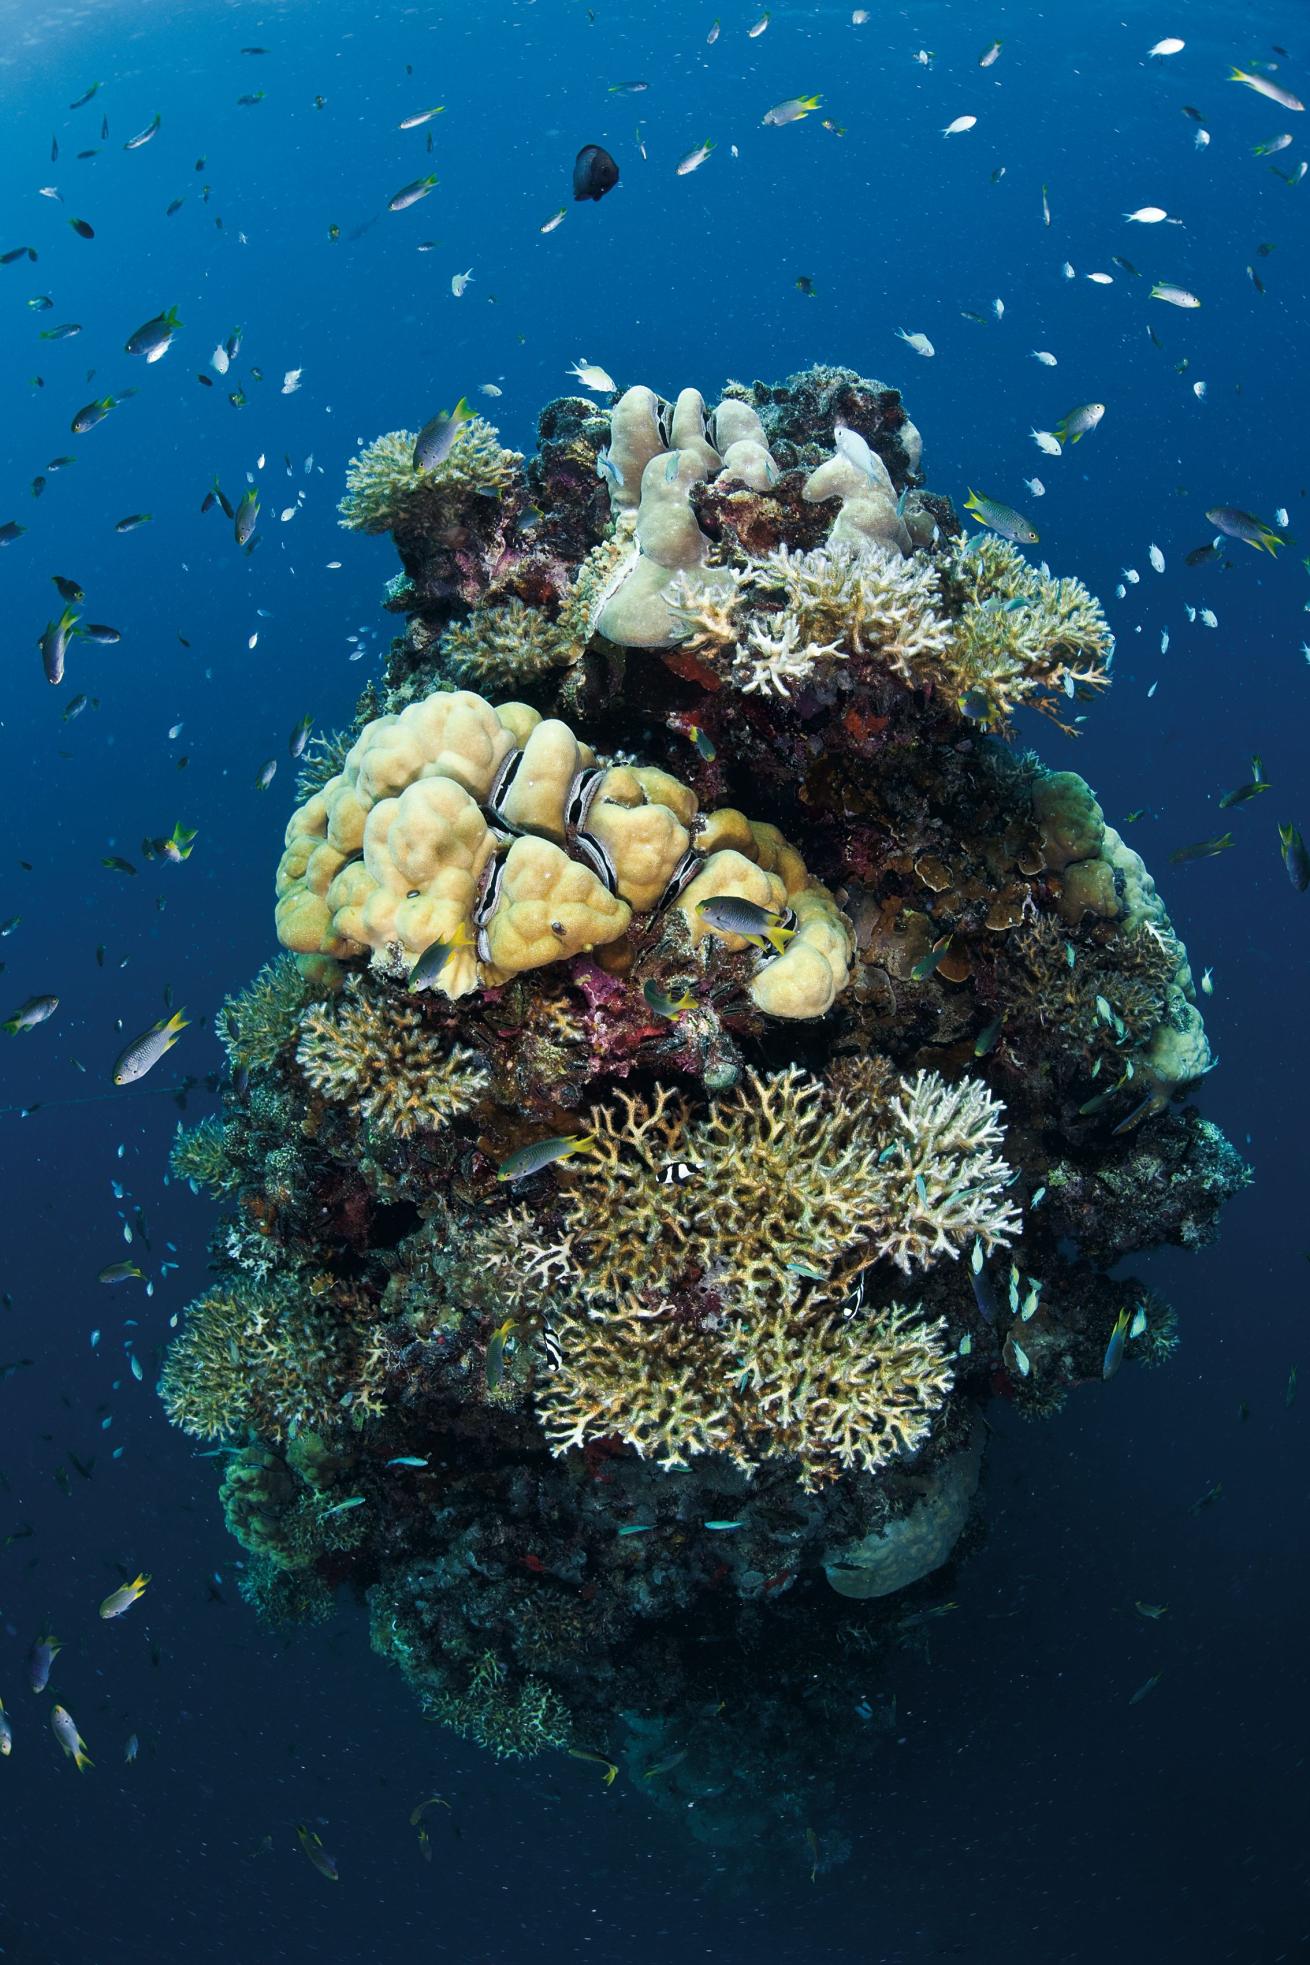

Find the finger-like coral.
[
  {"left": 296, "top": 986, "right": 490, "bottom": 1136},
  {"left": 338, "top": 420, "right": 522, "bottom": 534},
  {"left": 749, "top": 541, "right": 954, "bottom": 680},
  {"left": 535, "top": 1291, "right": 952, "bottom": 1492},
  {"left": 547, "top": 1061, "right": 1018, "bottom": 1325},
  {"left": 731, "top": 613, "right": 845, "bottom": 698}
]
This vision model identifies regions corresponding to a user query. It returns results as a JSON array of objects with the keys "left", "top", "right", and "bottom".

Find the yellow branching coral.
[
  {"left": 158, "top": 1272, "right": 386, "bottom": 1444},
  {"left": 749, "top": 542, "right": 955, "bottom": 681},
  {"left": 338, "top": 421, "right": 522, "bottom": 535},
  {"left": 554, "top": 1061, "right": 1018, "bottom": 1321},
  {"left": 663, "top": 563, "right": 752, "bottom": 653},
  {"left": 737, "top": 1303, "right": 954, "bottom": 1486},
  {"left": 535, "top": 1295, "right": 952, "bottom": 1492},
  {"left": 526, "top": 1061, "right": 1009, "bottom": 1485},
  {"left": 537, "top": 1311, "right": 736, "bottom": 1463},
  {"left": 218, "top": 956, "right": 316, "bottom": 1072},
  {"left": 170, "top": 1116, "right": 240, "bottom": 1195},
  {"left": 440, "top": 598, "right": 580, "bottom": 688},
  {"left": 942, "top": 535, "right": 1113, "bottom": 728},
  {"left": 296, "top": 985, "right": 490, "bottom": 1136}
]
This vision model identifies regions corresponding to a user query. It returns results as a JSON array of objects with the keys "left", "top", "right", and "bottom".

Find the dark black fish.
[
  {"left": 572, "top": 144, "right": 620, "bottom": 202},
  {"left": 69, "top": 218, "right": 94, "bottom": 240},
  {"left": 1184, "top": 541, "right": 1219, "bottom": 567},
  {"left": 0, "top": 520, "right": 25, "bottom": 545},
  {"left": 0, "top": 246, "right": 35, "bottom": 265},
  {"left": 53, "top": 575, "right": 85, "bottom": 600}
]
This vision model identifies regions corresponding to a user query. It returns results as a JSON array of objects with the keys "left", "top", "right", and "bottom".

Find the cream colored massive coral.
[{"left": 274, "top": 686, "right": 853, "bottom": 1020}]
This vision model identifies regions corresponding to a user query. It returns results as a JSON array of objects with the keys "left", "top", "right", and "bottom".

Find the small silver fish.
[
  {"left": 112, "top": 1008, "right": 189, "bottom": 1085},
  {"left": 414, "top": 398, "right": 473, "bottom": 471},
  {"left": 695, "top": 895, "right": 794, "bottom": 952},
  {"left": 51, "top": 1704, "right": 92, "bottom": 1771}
]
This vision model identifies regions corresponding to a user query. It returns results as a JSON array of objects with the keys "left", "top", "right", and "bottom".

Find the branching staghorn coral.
[
  {"left": 664, "top": 563, "right": 752, "bottom": 654},
  {"left": 523, "top": 1062, "right": 1006, "bottom": 1483},
  {"left": 737, "top": 1302, "right": 954, "bottom": 1488},
  {"left": 170, "top": 1115, "right": 241, "bottom": 1195},
  {"left": 536, "top": 1294, "right": 953, "bottom": 1490},
  {"left": 748, "top": 542, "right": 955, "bottom": 682},
  {"left": 218, "top": 956, "right": 315, "bottom": 1073},
  {"left": 425, "top": 1651, "right": 571, "bottom": 1760},
  {"left": 439, "top": 598, "right": 580, "bottom": 688},
  {"left": 940, "top": 535, "right": 1113, "bottom": 728},
  {"left": 878, "top": 1069, "right": 1024, "bottom": 1271},
  {"left": 338, "top": 420, "right": 522, "bottom": 535},
  {"left": 551, "top": 1060, "right": 1018, "bottom": 1324},
  {"left": 296, "top": 984, "right": 490, "bottom": 1137},
  {"left": 158, "top": 1271, "right": 386, "bottom": 1443}
]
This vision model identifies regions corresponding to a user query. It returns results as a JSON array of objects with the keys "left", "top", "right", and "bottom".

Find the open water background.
[{"left": 0, "top": 1, "right": 1305, "bottom": 1958}]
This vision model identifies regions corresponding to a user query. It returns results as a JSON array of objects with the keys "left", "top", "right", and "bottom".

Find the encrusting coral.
[{"left": 159, "top": 360, "right": 1248, "bottom": 1863}]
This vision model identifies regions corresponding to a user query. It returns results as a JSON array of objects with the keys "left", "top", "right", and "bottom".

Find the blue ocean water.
[{"left": 0, "top": 2, "right": 1305, "bottom": 1958}]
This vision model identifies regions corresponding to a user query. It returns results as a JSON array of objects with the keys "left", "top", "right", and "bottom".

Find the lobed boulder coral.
[{"left": 162, "top": 363, "right": 1249, "bottom": 1867}]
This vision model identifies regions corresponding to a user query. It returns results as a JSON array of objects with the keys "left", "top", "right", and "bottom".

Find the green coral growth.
[
  {"left": 425, "top": 1652, "right": 571, "bottom": 1760},
  {"left": 296, "top": 988, "right": 491, "bottom": 1136},
  {"left": 170, "top": 1115, "right": 240, "bottom": 1195},
  {"left": 338, "top": 421, "right": 522, "bottom": 535},
  {"left": 218, "top": 956, "right": 315, "bottom": 1072},
  {"left": 294, "top": 727, "right": 355, "bottom": 802},
  {"left": 158, "top": 1272, "right": 387, "bottom": 1443},
  {"left": 439, "top": 597, "right": 579, "bottom": 688},
  {"left": 941, "top": 534, "right": 1113, "bottom": 728}
]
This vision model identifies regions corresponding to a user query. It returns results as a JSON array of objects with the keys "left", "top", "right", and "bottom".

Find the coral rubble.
[{"left": 161, "top": 363, "right": 1248, "bottom": 1865}]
